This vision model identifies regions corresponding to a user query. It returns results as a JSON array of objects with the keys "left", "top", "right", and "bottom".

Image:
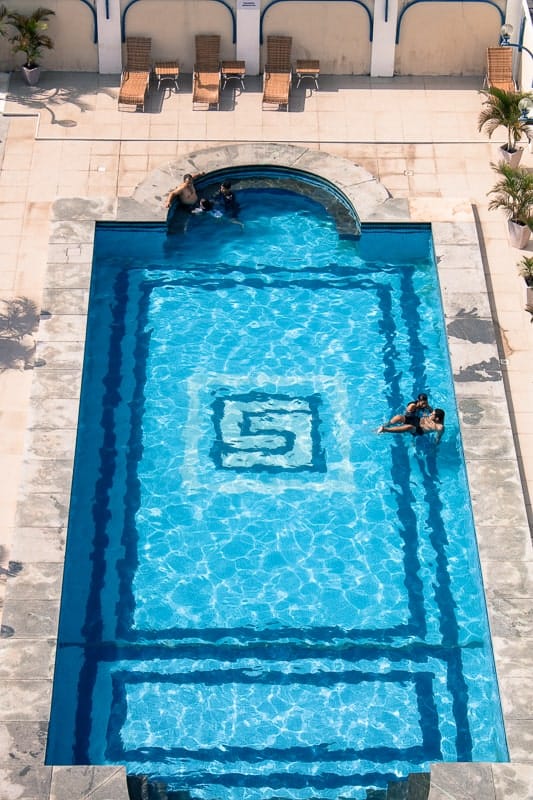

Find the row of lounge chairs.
[
  {"left": 118, "top": 35, "right": 297, "bottom": 111},
  {"left": 119, "top": 40, "right": 519, "bottom": 112}
]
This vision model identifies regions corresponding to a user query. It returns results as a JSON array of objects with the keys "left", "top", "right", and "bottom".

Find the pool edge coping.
[{"left": 2, "top": 143, "right": 532, "bottom": 799}]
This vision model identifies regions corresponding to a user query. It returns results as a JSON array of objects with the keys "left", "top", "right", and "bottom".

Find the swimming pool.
[{"left": 46, "top": 188, "right": 507, "bottom": 798}]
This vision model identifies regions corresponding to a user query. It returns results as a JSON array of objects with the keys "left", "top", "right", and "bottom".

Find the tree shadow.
[
  {"left": 6, "top": 71, "right": 116, "bottom": 126},
  {"left": 0, "top": 296, "right": 43, "bottom": 370}
]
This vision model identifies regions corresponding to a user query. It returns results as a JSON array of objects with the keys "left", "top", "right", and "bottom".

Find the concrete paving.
[{"left": 0, "top": 70, "right": 532, "bottom": 799}]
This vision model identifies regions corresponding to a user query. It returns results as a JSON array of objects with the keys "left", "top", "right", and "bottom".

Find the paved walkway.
[{"left": 0, "top": 69, "right": 532, "bottom": 798}]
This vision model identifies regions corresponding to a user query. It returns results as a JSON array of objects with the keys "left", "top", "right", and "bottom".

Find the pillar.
[
  {"left": 370, "top": 0, "right": 399, "bottom": 77},
  {"left": 236, "top": 0, "right": 261, "bottom": 75},
  {"left": 95, "top": 0, "right": 123, "bottom": 74}
]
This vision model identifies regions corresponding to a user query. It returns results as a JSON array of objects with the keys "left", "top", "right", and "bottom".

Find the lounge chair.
[
  {"left": 485, "top": 47, "right": 516, "bottom": 92},
  {"left": 118, "top": 36, "right": 152, "bottom": 111},
  {"left": 262, "top": 35, "right": 292, "bottom": 111},
  {"left": 193, "top": 34, "right": 221, "bottom": 110}
]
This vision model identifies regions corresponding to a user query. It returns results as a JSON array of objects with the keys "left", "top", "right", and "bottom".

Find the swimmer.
[
  {"left": 387, "top": 393, "right": 432, "bottom": 427},
  {"left": 191, "top": 198, "right": 223, "bottom": 217},
  {"left": 212, "top": 180, "right": 244, "bottom": 228},
  {"left": 377, "top": 408, "right": 445, "bottom": 444},
  {"left": 212, "top": 181, "right": 239, "bottom": 215}
]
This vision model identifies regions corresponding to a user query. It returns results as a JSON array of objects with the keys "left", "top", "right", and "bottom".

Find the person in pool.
[
  {"left": 377, "top": 408, "right": 445, "bottom": 444},
  {"left": 166, "top": 172, "right": 205, "bottom": 212},
  {"left": 212, "top": 180, "right": 244, "bottom": 227},
  {"left": 387, "top": 393, "right": 432, "bottom": 427},
  {"left": 191, "top": 198, "right": 223, "bottom": 217},
  {"left": 212, "top": 180, "right": 239, "bottom": 216}
]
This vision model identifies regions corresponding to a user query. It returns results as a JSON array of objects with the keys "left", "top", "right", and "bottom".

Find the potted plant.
[
  {"left": 478, "top": 86, "right": 533, "bottom": 167},
  {"left": 518, "top": 254, "right": 533, "bottom": 307},
  {"left": 488, "top": 161, "right": 533, "bottom": 248},
  {"left": 7, "top": 6, "right": 55, "bottom": 86}
]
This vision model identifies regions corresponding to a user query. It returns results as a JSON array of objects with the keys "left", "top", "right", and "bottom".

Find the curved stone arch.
[{"left": 126, "top": 143, "right": 408, "bottom": 226}]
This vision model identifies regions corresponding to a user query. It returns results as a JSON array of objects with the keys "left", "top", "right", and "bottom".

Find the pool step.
[
  {"left": 126, "top": 772, "right": 430, "bottom": 800},
  {"left": 385, "top": 773, "right": 430, "bottom": 800},
  {"left": 127, "top": 774, "right": 190, "bottom": 800},
  {"left": 404, "top": 772, "right": 430, "bottom": 800},
  {"left": 386, "top": 776, "right": 410, "bottom": 799},
  {"left": 98, "top": 650, "right": 443, "bottom": 800}
]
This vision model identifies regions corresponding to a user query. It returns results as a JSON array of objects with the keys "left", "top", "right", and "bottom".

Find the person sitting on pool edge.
[
  {"left": 377, "top": 408, "right": 445, "bottom": 444},
  {"left": 387, "top": 393, "right": 432, "bottom": 427}
]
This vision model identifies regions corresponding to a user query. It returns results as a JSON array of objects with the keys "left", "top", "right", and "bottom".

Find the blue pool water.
[{"left": 47, "top": 189, "right": 507, "bottom": 798}]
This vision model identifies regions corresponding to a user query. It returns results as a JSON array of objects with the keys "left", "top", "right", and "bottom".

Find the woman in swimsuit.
[
  {"left": 388, "top": 393, "right": 432, "bottom": 427},
  {"left": 377, "top": 408, "right": 445, "bottom": 444}
]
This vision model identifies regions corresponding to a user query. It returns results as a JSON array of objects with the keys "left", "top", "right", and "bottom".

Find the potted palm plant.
[
  {"left": 478, "top": 86, "right": 533, "bottom": 167},
  {"left": 518, "top": 255, "right": 533, "bottom": 307},
  {"left": 7, "top": 7, "right": 55, "bottom": 86},
  {"left": 488, "top": 161, "right": 533, "bottom": 248}
]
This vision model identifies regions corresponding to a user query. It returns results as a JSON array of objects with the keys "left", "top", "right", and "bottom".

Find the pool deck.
[{"left": 0, "top": 71, "right": 532, "bottom": 799}]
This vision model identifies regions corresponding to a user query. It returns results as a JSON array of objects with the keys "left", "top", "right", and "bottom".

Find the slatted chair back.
[
  {"left": 486, "top": 47, "right": 516, "bottom": 92},
  {"left": 126, "top": 36, "right": 152, "bottom": 71},
  {"left": 195, "top": 34, "right": 221, "bottom": 70},
  {"left": 265, "top": 35, "right": 292, "bottom": 72}
]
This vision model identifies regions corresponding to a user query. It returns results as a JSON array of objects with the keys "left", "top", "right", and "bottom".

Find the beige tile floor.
[{"left": 0, "top": 70, "right": 532, "bottom": 615}]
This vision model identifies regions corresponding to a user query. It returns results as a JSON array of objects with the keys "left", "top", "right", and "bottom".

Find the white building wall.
[{"left": 0, "top": 0, "right": 513, "bottom": 77}]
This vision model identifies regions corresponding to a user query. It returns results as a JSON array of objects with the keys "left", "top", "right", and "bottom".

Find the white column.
[
  {"left": 370, "top": 0, "right": 399, "bottom": 77},
  {"left": 95, "top": 0, "right": 123, "bottom": 74},
  {"left": 504, "top": 0, "right": 524, "bottom": 34},
  {"left": 236, "top": 0, "right": 261, "bottom": 75}
]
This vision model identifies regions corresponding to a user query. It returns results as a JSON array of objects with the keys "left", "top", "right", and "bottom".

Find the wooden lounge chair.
[
  {"left": 263, "top": 35, "right": 292, "bottom": 110},
  {"left": 193, "top": 34, "right": 221, "bottom": 110},
  {"left": 118, "top": 36, "right": 152, "bottom": 111},
  {"left": 486, "top": 47, "right": 516, "bottom": 92}
]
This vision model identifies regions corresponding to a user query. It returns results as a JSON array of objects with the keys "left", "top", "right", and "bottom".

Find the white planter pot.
[
  {"left": 498, "top": 145, "right": 524, "bottom": 167},
  {"left": 525, "top": 281, "right": 533, "bottom": 309},
  {"left": 508, "top": 219, "right": 531, "bottom": 249},
  {"left": 22, "top": 65, "right": 41, "bottom": 86}
]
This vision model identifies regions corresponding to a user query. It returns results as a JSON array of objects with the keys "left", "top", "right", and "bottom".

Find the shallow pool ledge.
[{"left": 127, "top": 143, "right": 410, "bottom": 224}]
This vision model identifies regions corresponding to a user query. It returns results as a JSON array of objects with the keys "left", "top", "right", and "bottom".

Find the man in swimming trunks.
[
  {"left": 377, "top": 408, "right": 445, "bottom": 444},
  {"left": 166, "top": 172, "right": 205, "bottom": 211},
  {"left": 388, "top": 393, "right": 432, "bottom": 427}
]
